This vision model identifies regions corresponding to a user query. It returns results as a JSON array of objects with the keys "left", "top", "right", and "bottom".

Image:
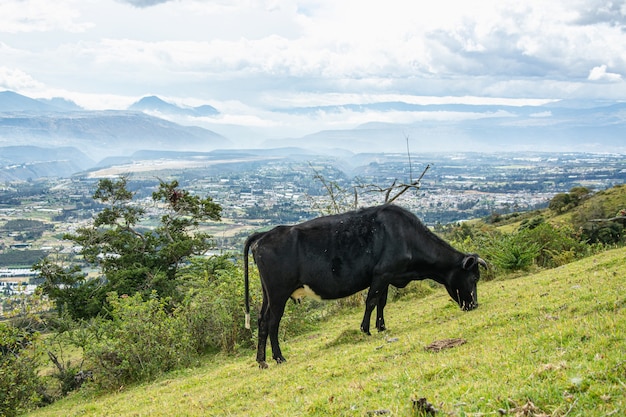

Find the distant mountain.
[
  {"left": 129, "top": 96, "right": 219, "bottom": 117},
  {"left": 265, "top": 101, "right": 626, "bottom": 153},
  {"left": 37, "top": 97, "right": 83, "bottom": 111},
  {"left": 0, "top": 145, "right": 93, "bottom": 165},
  {"left": 193, "top": 104, "right": 220, "bottom": 117},
  {"left": 0, "top": 91, "right": 231, "bottom": 178},
  {"left": 0, "top": 111, "right": 230, "bottom": 159},
  {"left": 0, "top": 145, "right": 94, "bottom": 181},
  {"left": 0, "top": 90, "right": 83, "bottom": 112},
  {"left": 0, "top": 90, "right": 59, "bottom": 112}
]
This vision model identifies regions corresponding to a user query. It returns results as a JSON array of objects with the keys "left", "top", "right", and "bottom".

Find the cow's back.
[{"left": 252, "top": 207, "right": 392, "bottom": 299}]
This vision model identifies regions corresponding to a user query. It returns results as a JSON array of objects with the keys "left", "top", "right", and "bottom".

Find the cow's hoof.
[
  {"left": 258, "top": 361, "right": 269, "bottom": 369},
  {"left": 274, "top": 356, "right": 286, "bottom": 364},
  {"left": 377, "top": 325, "right": 386, "bottom": 332}
]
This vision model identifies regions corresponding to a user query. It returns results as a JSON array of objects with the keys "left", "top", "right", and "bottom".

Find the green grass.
[{"left": 27, "top": 247, "right": 626, "bottom": 417}]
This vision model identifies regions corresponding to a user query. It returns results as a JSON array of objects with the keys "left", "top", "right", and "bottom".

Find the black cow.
[{"left": 244, "top": 204, "right": 486, "bottom": 368}]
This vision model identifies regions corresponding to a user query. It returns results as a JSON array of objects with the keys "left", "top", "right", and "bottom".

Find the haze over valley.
[{"left": 1, "top": 90, "right": 625, "bottom": 183}]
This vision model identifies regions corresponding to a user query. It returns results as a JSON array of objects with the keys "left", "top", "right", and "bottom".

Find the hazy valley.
[{"left": 1, "top": 90, "right": 626, "bottom": 183}]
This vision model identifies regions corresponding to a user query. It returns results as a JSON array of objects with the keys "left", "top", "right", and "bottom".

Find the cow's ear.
[{"left": 462, "top": 255, "right": 477, "bottom": 270}]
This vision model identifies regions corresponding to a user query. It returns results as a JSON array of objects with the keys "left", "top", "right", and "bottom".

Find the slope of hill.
[
  {"left": 0, "top": 91, "right": 82, "bottom": 112},
  {"left": 0, "top": 91, "right": 59, "bottom": 112},
  {"left": 27, "top": 246, "right": 626, "bottom": 416},
  {"left": 569, "top": 184, "right": 626, "bottom": 221},
  {"left": 0, "top": 146, "right": 94, "bottom": 181},
  {"left": 491, "top": 183, "right": 626, "bottom": 232}
]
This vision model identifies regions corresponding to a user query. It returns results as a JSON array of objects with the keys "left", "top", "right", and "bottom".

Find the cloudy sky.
[{"left": 1, "top": 0, "right": 626, "bottom": 138}]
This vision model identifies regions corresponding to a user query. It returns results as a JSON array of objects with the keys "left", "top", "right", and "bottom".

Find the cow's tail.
[{"left": 244, "top": 231, "right": 266, "bottom": 329}]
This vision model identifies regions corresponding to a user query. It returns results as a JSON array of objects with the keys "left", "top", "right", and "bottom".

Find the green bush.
[
  {"left": 81, "top": 256, "right": 253, "bottom": 389},
  {"left": 177, "top": 276, "right": 248, "bottom": 354},
  {"left": 84, "top": 292, "right": 194, "bottom": 390},
  {"left": 448, "top": 228, "right": 499, "bottom": 280},
  {"left": 518, "top": 215, "right": 545, "bottom": 231},
  {"left": 65, "top": 254, "right": 329, "bottom": 391},
  {"left": 449, "top": 221, "right": 590, "bottom": 274},
  {"left": 176, "top": 256, "right": 256, "bottom": 354},
  {"left": 178, "top": 255, "right": 318, "bottom": 353},
  {"left": 584, "top": 222, "right": 623, "bottom": 245},
  {"left": 549, "top": 187, "right": 591, "bottom": 213},
  {"left": 518, "top": 223, "right": 587, "bottom": 268},
  {"left": 0, "top": 323, "right": 43, "bottom": 417},
  {"left": 487, "top": 233, "right": 541, "bottom": 272}
]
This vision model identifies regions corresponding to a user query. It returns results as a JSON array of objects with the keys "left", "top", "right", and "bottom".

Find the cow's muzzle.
[
  {"left": 456, "top": 289, "right": 477, "bottom": 311},
  {"left": 461, "top": 302, "right": 478, "bottom": 311}
]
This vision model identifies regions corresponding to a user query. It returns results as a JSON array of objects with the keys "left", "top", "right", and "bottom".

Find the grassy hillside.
[
  {"left": 493, "top": 183, "right": 626, "bottom": 232},
  {"left": 27, "top": 247, "right": 625, "bottom": 417},
  {"left": 554, "top": 184, "right": 626, "bottom": 225}
]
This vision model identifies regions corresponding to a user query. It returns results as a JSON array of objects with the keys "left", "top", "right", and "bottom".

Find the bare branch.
[
  {"left": 309, "top": 137, "right": 431, "bottom": 212},
  {"left": 353, "top": 164, "right": 430, "bottom": 204},
  {"left": 387, "top": 163, "right": 430, "bottom": 203},
  {"left": 385, "top": 179, "right": 397, "bottom": 202},
  {"left": 589, "top": 216, "right": 626, "bottom": 223},
  {"left": 405, "top": 133, "right": 413, "bottom": 182}
]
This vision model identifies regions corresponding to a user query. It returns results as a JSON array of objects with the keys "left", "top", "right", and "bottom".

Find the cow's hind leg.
[
  {"left": 256, "top": 290, "right": 270, "bottom": 369},
  {"left": 375, "top": 286, "right": 388, "bottom": 332},
  {"left": 360, "top": 291, "right": 377, "bottom": 335},
  {"left": 268, "top": 296, "right": 289, "bottom": 364}
]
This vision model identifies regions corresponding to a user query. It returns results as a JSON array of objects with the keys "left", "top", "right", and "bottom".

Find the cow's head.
[{"left": 446, "top": 254, "right": 487, "bottom": 311}]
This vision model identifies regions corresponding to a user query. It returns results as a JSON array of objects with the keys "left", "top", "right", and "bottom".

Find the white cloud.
[
  {"left": 588, "top": 65, "right": 623, "bottom": 82},
  {"left": 2, "top": 0, "right": 626, "bottom": 133},
  {"left": 116, "top": 0, "right": 171, "bottom": 8},
  {"left": 0, "top": 0, "right": 92, "bottom": 33},
  {"left": 0, "top": 67, "right": 45, "bottom": 91}
]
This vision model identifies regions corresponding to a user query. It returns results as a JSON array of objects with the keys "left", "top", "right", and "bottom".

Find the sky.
[{"left": 1, "top": 0, "right": 626, "bottom": 139}]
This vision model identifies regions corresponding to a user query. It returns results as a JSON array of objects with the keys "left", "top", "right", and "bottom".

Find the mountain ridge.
[
  {"left": 129, "top": 95, "right": 219, "bottom": 117},
  {"left": 0, "top": 108, "right": 231, "bottom": 160}
]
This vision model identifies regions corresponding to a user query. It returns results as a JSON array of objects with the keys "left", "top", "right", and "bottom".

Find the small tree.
[
  {"left": 549, "top": 187, "right": 591, "bottom": 214},
  {"left": 549, "top": 192, "right": 572, "bottom": 213},
  {"left": 569, "top": 186, "right": 591, "bottom": 204},
  {"left": 35, "top": 177, "right": 222, "bottom": 320}
]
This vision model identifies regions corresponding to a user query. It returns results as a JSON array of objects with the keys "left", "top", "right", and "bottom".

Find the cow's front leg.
[
  {"left": 375, "top": 286, "right": 389, "bottom": 332},
  {"left": 360, "top": 290, "right": 379, "bottom": 335},
  {"left": 268, "top": 298, "right": 288, "bottom": 364},
  {"left": 360, "top": 305, "right": 374, "bottom": 335}
]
